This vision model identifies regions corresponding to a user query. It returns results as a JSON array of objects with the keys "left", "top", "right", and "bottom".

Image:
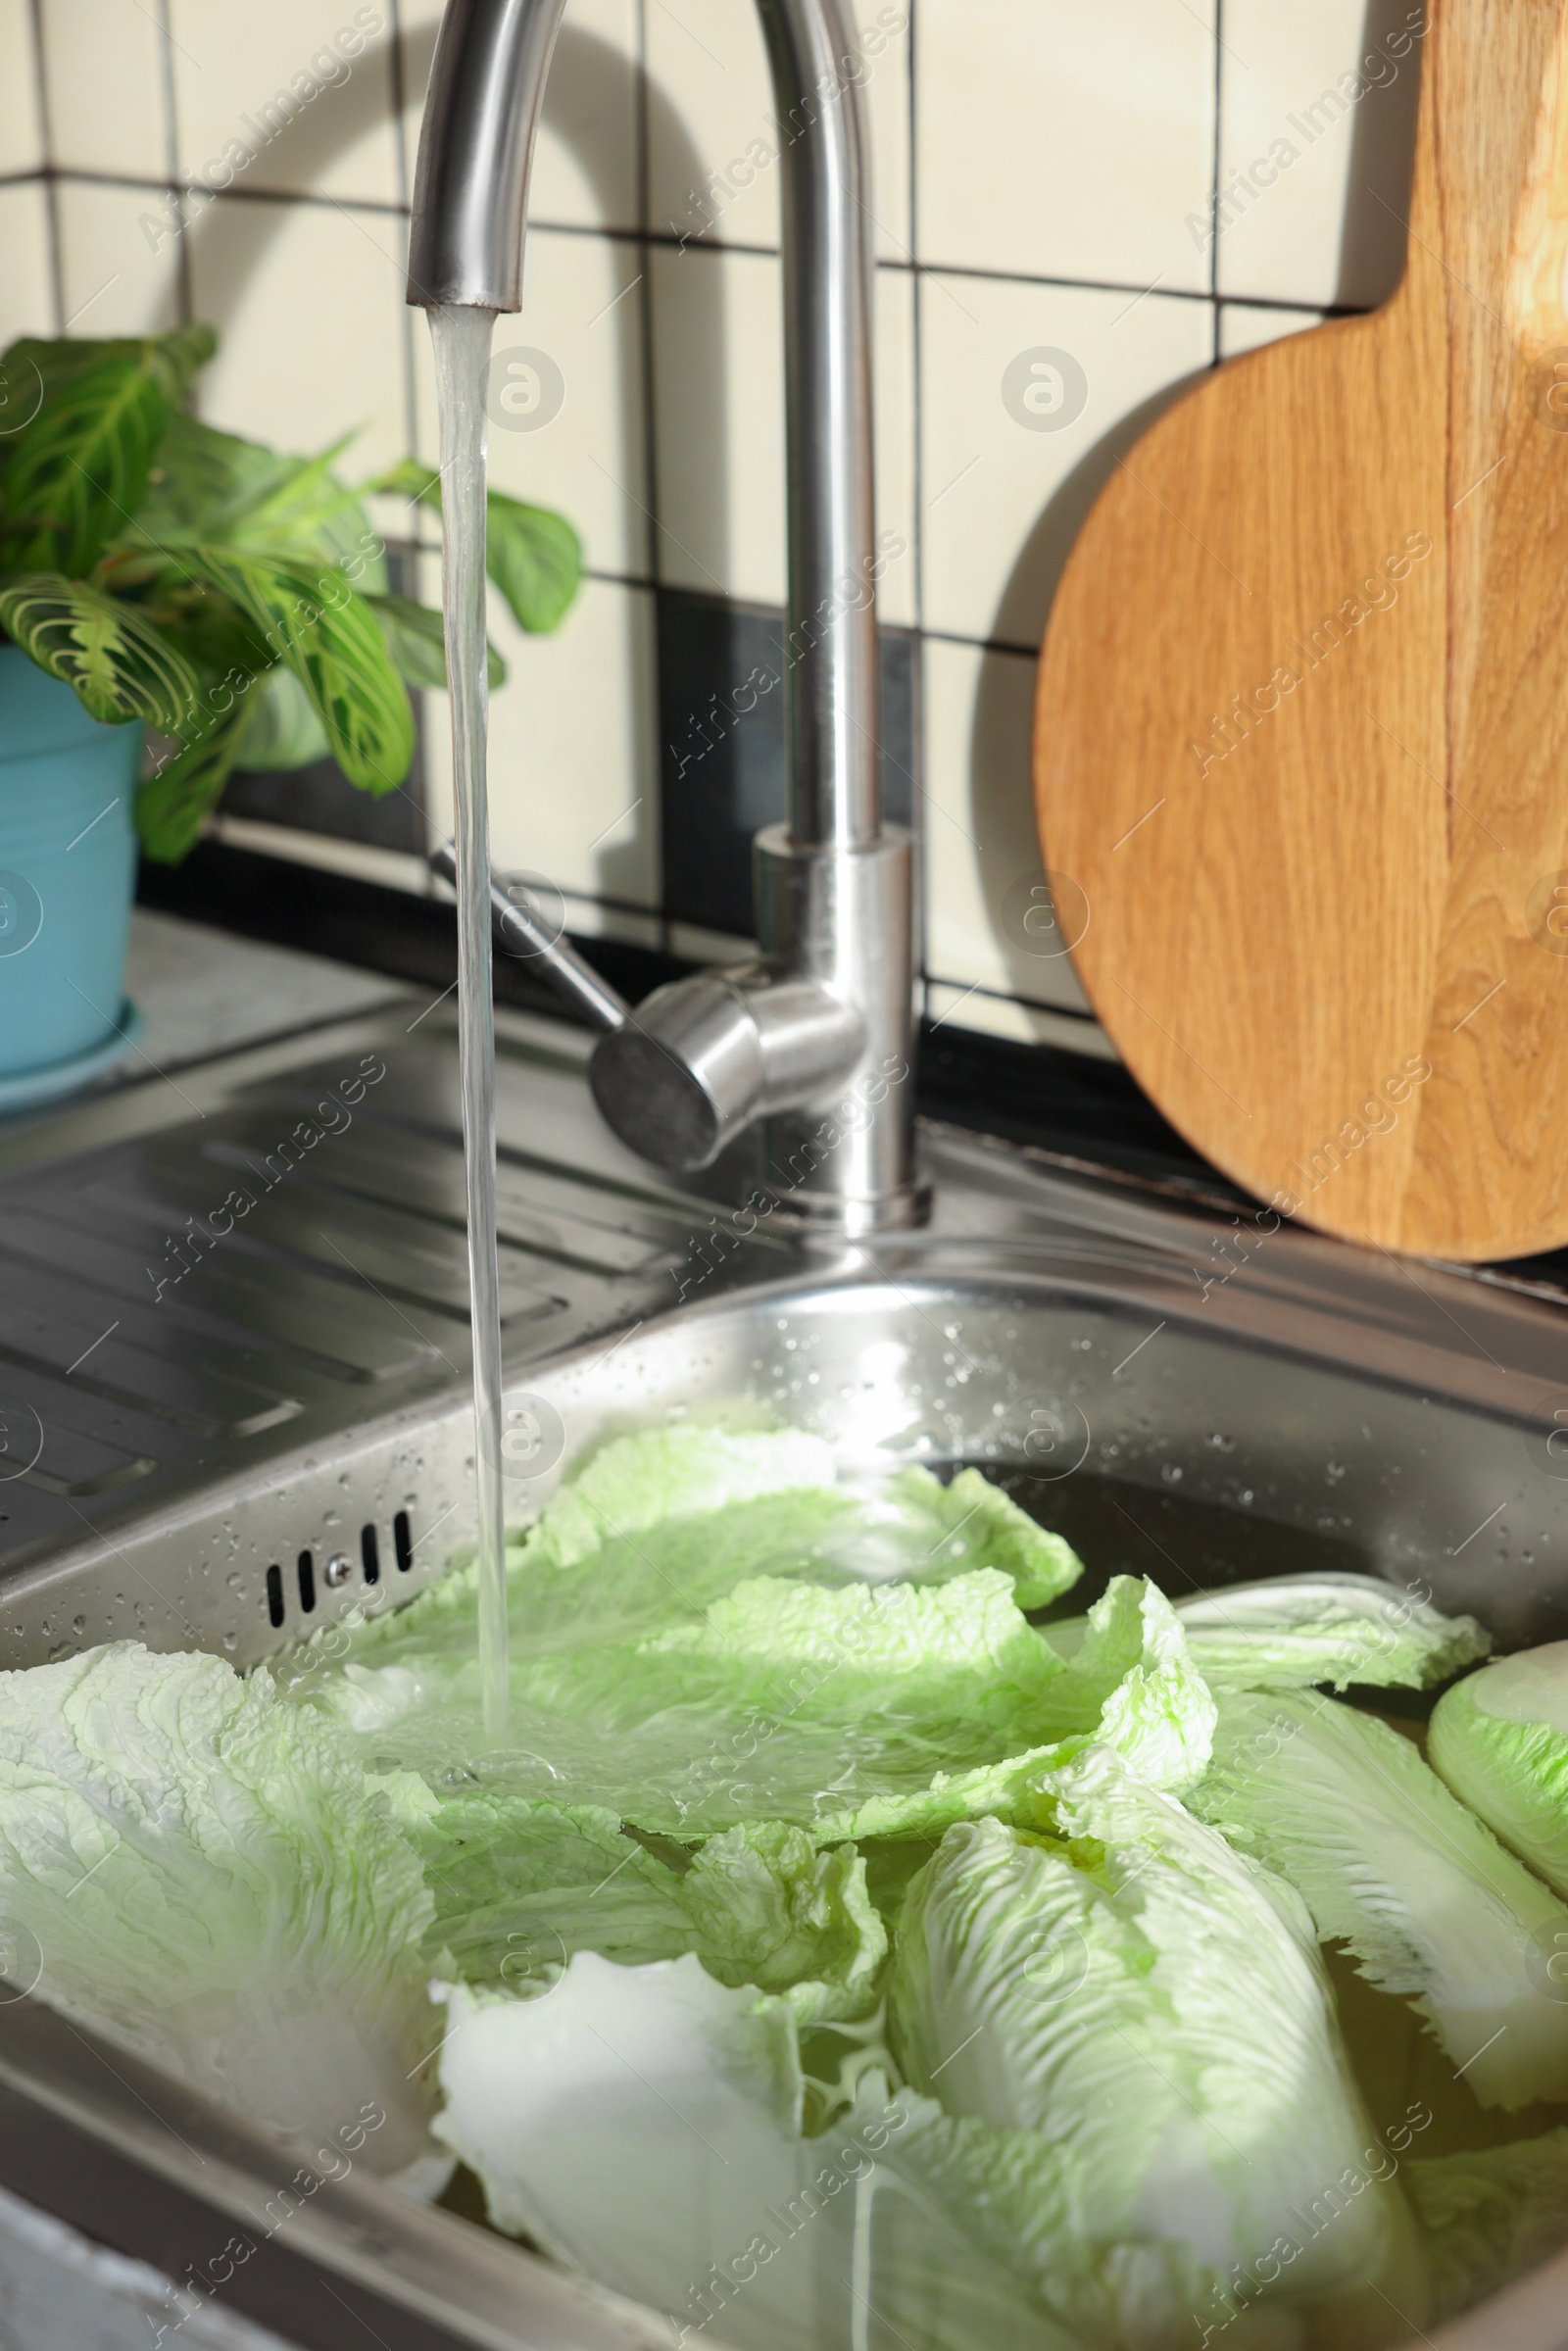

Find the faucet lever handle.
[{"left": 428, "top": 840, "right": 629, "bottom": 1034}]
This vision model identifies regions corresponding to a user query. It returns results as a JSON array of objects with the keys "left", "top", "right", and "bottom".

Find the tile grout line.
[
  {"left": 1209, "top": 0, "right": 1224, "bottom": 363},
  {"left": 15, "top": 165, "right": 1374, "bottom": 319},
  {"left": 26, "top": 0, "right": 64, "bottom": 332},
  {"left": 907, "top": 0, "right": 928, "bottom": 1015},
  {"left": 382, "top": 0, "right": 434, "bottom": 890},
  {"left": 631, "top": 0, "right": 672, "bottom": 960},
  {"left": 154, "top": 0, "right": 193, "bottom": 327}
]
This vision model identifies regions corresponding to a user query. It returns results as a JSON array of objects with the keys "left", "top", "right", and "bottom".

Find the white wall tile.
[
  {"left": 38, "top": 0, "right": 166, "bottom": 179},
  {"left": 875, "top": 263, "right": 917, "bottom": 627},
  {"left": 55, "top": 181, "right": 182, "bottom": 336},
  {"left": 649, "top": 243, "right": 912, "bottom": 614},
  {"left": 915, "top": 0, "right": 1216, "bottom": 295},
  {"left": 650, "top": 241, "right": 785, "bottom": 604},
  {"left": 412, "top": 229, "right": 650, "bottom": 579},
  {"left": 0, "top": 0, "right": 44, "bottom": 174},
  {"left": 556, "top": 896, "right": 662, "bottom": 951},
  {"left": 27, "top": 0, "right": 1438, "bottom": 1063},
  {"left": 927, "top": 980, "right": 1115, "bottom": 1057},
  {"left": 922, "top": 636, "right": 1095, "bottom": 1020},
  {"left": 861, "top": 5, "right": 912, "bottom": 265},
  {"left": 423, "top": 568, "right": 661, "bottom": 912},
  {"left": 919, "top": 269, "right": 1213, "bottom": 647},
  {"left": 645, "top": 0, "right": 780, "bottom": 253},
  {"left": 1215, "top": 0, "right": 1423, "bottom": 308},
  {"left": 0, "top": 183, "right": 54, "bottom": 349},
  {"left": 647, "top": 0, "right": 909, "bottom": 259},
  {"left": 169, "top": 0, "right": 401, "bottom": 206},
  {"left": 1216, "top": 300, "right": 1324, "bottom": 360},
  {"left": 189, "top": 196, "right": 411, "bottom": 474},
  {"left": 399, "top": 0, "right": 641, "bottom": 235},
  {"left": 209, "top": 814, "right": 429, "bottom": 897}
]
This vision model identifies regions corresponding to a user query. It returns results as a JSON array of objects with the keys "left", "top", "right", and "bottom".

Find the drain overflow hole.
[
  {"left": 394, "top": 1510, "right": 414, "bottom": 1572},
  {"left": 266, "top": 1565, "right": 284, "bottom": 1628},
  {"left": 362, "top": 1523, "right": 380, "bottom": 1584},
  {"left": 297, "top": 1549, "right": 316, "bottom": 1613}
]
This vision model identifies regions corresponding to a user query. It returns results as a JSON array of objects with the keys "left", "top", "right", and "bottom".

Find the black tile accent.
[
  {"left": 136, "top": 838, "right": 1568, "bottom": 1298},
  {"left": 220, "top": 731, "right": 428, "bottom": 856},
  {"left": 138, "top": 839, "right": 693, "bottom": 1014},
  {"left": 656, "top": 587, "right": 917, "bottom": 937},
  {"left": 917, "top": 1023, "right": 1224, "bottom": 1196}
]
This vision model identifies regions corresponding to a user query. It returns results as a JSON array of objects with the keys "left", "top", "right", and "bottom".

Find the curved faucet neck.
[{"left": 407, "top": 0, "right": 884, "bottom": 853}]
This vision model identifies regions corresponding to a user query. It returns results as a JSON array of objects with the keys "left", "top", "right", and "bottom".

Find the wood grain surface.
[{"left": 1034, "top": 0, "right": 1568, "bottom": 1260}]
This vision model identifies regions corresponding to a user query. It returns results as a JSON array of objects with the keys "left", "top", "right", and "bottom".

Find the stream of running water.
[{"left": 428, "top": 300, "right": 508, "bottom": 1743}]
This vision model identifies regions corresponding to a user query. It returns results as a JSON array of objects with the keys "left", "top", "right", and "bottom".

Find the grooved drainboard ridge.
[{"left": 0, "top": 1043, "right": 680, "bottom": 1576}]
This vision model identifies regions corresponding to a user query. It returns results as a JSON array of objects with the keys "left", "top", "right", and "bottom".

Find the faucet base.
[{"left": 753, "top": 821, "right": 920, "bottom": 1225}]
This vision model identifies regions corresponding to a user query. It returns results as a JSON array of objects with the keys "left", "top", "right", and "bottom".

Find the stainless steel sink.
[{"left": 2, "top": 1000, "right": 1566, "bottom": 2349}]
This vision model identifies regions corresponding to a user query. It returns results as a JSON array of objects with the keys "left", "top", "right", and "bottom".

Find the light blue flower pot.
[{"left": 0, "top": 646, "right": 142, "bottom": 1083}]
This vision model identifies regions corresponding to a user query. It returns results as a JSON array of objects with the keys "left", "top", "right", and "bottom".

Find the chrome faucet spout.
[{"left": 409, "top": 0, "right": 924, "bottom": 1230}]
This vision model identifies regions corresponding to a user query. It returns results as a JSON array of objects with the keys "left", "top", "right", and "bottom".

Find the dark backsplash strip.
[
  {"left": 657, "top": 589, "right": 918, "bottom": 934},
  {"left": 139, "top": 840, "right": 1202, "bottom": 1186},
  {"left": 137, "top": 841, "right": 1568, "bottom": 1299},
  {"left": 136, "top": 840, "right": 688, "bottom": 1021}
]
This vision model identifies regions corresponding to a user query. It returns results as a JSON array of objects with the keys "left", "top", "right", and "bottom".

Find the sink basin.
[{"left": 1, "top": 1001, "right": 1565, "bottom": 2348}]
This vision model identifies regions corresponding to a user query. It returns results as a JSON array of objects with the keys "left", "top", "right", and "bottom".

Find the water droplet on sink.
[
  {"left": 1325, "top": 1462, "right": 1347, "bottom": 1485},
  {"left": 1161, "top": 1463, "right": 1183, "bottom": 1485}
]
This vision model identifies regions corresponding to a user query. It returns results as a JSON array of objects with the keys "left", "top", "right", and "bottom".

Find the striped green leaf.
[
  {"left": 127, "top": 414, "right": 386, "bottom": 586},
  {"left": 368, "top": 591, "right": 506, "bottom": 691},
  {"left": 135, "top": 705, "right": 250, "bottom": 865},
  {"left": 483, "top": 490, "right": 582, "bottom": 634},
  {"left": 0, "top": 349, "right": 168, "bottom": 575},
  {"left": 0, "top": 572, "right": 200, "bottom": 730},
  {"left": 232, "top": 664, "right": 330, "bottom": 771},
  {"left": 365, "top": 462, "right": 583, "bottom": 633},
  {"left": 0, "top": 324, "right": 214, "bottom": 420},
  {"left": 181, "top": 549, "right": 413, "bottom": 794}
]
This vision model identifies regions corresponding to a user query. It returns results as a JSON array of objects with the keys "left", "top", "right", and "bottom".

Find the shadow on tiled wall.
[{"left": 657, "top": 588, "right": 917, "bottom": 937}]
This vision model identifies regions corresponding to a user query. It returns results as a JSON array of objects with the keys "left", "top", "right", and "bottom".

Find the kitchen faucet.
[{"left": 408, "top": 0, "right": 923, "bottom": 1234}]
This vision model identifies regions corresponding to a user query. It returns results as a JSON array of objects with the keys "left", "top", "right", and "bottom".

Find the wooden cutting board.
[{"left": 1034, "top": 0, "right": 1568, "bottom": 1262}]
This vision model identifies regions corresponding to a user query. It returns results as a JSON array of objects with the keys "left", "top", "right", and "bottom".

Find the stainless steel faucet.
[{"left": 407, "top": 0, "right": 924, "bottom": 1234}]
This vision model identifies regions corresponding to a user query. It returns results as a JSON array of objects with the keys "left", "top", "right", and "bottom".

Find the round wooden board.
[{"left": 1034, "top": 0, "right": 1568, "bottom": 1262}]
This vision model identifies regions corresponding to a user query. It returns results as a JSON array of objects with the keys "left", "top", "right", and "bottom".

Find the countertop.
[{"left": 0, "top": 909, "right": 414, "bottom": 1141}]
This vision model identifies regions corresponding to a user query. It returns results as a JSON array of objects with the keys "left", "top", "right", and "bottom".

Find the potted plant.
[{"left": 0, "top": 325, "right": 580, "bottom": 1105}]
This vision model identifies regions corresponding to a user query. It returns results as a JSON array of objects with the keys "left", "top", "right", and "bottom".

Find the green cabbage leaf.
[
  {"left": 1191, "top": 1689, "right": 1568, "bottom": 2110},
  {"left": 1430, "top": 1641, "right": 1568, "bottom": 1897},
  {"left": 306, "top": 1568, "right": 1205, "bottom": 1839},
  {"left": 416, "top": 1796, "right": 885, "bottom": 2023},
  {"left": 433, "top": 1952, "right": 1085, "bottom": 2351},
  {"left": 885, "top": 1744, "right": 1417, "bottom": 2342},
  {"left": 1167, "top": 1573, "right": 1491, "bottom": 1691},
  {"left": 0, "top": 1642, "right": 441, "bottom": 2180}
]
